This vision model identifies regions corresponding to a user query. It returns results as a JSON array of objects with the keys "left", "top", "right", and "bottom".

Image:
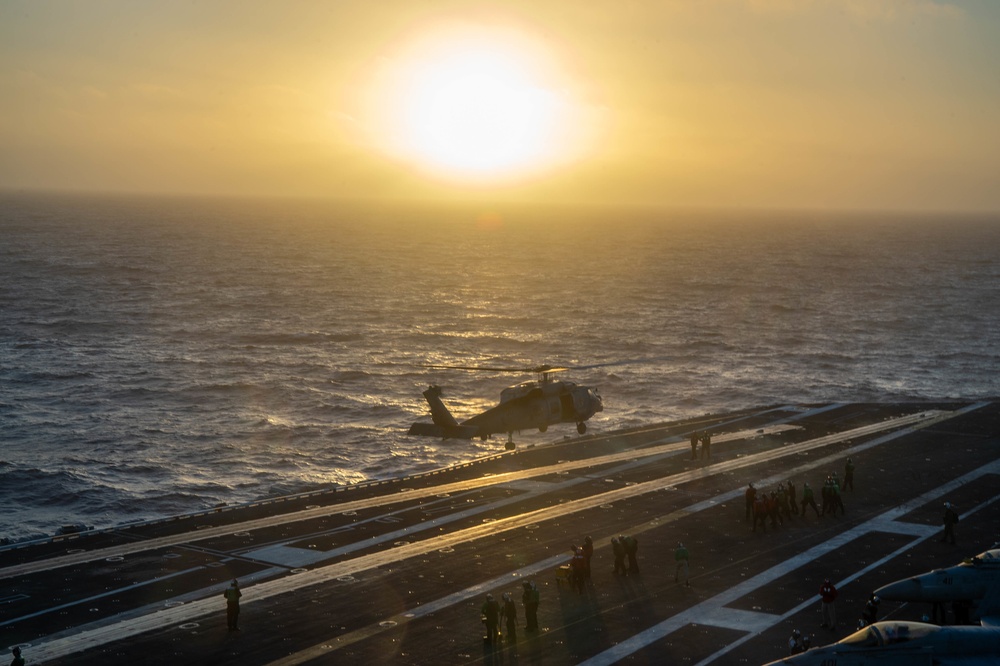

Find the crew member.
[
  {"left": 223, "top": 579, "right": 242, "bottom": 631},
  {"left": 501, "top": 592, "right": 517, "bottom": 643},
  {"left": 522, "top": 581, "right": 539, "bottom": 632},
  {"left": 481, "top": 593, "right": 501, "bottom": 645},
  {"left": 768, "top": 491, "right": 782, "bottom": 528},
  {"left": 611, "top": 537, "right": 626, "bottom": 575},
  {"left": 745, "top": 483, "right": 756, "bottom": 522},
  {"left": 778, "top": 483, "right": 792, "bottom": 522},
  {"left": 819, "top": 578, "right": 838, "bottom": 630},
  {"left": 820, "top": 477, "right": 832, "bottom": 516},
  {"left": 753, "top": 494, "right": 769, "bottom": 533},
  {"left": 674, "top": 542, "right": 690, "bottom": 586},
  {"left": 570, "top": 546, "right": 587, "bottom": 594},
  {"left": 844, "top": 457, "right": 855, "bottom": 491},
  {"left": 582, "top": 536, "right": 594, "bottom": 582},
  {"left": 862, "top": 594, "right": 879, "bottom": 626},
  {"left": 622, "top": 534, "right": 639, "bottom": 574},
  {"left": 690, "top": 432, "right": 699, "bottom": 460},
  {"left": 831, "top": 474, "right": 845, "bottom": 515},
  {"left": 940, "top": 502, "right": 959, "bottom": 544},
  {"left": 801, "top": 482, "right": 820, "bottom": 517},
  {"left": 9, "top": 647, "right": 24, "bottom": 666},
  {"left": 788, "top": 629, "right": 803, "bottom": 654}
]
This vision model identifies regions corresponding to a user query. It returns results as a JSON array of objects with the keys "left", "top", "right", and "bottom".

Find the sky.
[{"left": 1, "top": 0, "right": 999, "bottom": 212}]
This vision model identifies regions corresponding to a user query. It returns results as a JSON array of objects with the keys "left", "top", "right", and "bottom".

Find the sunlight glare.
[
  {"left": 361, "top": 23, "right": 592, "bottom": 182},
  {"left": 403, "top": 52, "right": 558, "bottom": 173}
]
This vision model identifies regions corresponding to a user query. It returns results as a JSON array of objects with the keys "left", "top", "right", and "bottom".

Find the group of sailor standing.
[
  {"left": 745, "top": 457, "right": 856, "bottom": 532},
  {"left": 480, "top": 580, "right": 539, "bottom": 647}
]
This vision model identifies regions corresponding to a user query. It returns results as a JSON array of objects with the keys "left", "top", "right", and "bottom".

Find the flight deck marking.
[
  {"left": 240, "top": 453, "right": 677, "bottom": 567},
  {"left": 688, "top": 468, "right": 1000, "bottom": 666},
  {"left": 578, "top": 454, "right": 1000, "bottom": 663},
  {"left": 697, "top": 607, "right": 777, "bottom": 633},
  {"left": 10, "top": 565, "right": 287, "bottom": 651},
  {"left": 10, "top": 407, "right": 969, "bottom": 663},
  {"left": 0, "top": 594, "right": 29, "bottom": 604},
  {"left": 242, "top": 480, "right": 592, "bottom": 566},
  {"left": 264, "top": 551, "right": 575, "bottom": 665},
  {"left": 0, "top": 422, "right": 805, "bottom": 581},
  {"left": 264, "top": 413, "right": 996, "bottom": 666},
  {"left": 10, "top": 409, "right": 956, "bottom": 662},
  {"left": 2, "top": 448, "right": 709, "bottom": 625},
  {"left": 0, "top": 566, "right": 205, "bottom": 628}
]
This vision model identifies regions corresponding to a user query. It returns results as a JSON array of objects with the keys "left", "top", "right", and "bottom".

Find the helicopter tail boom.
[{"left": 407, "top": 422, "right": 480, "bottom": 439}]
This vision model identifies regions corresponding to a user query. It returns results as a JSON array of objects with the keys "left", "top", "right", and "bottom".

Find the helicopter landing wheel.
[
  {"left": 577, "top": 422, "right": 587, "bottom": 435},
  {"left": 505, "top": 440, "right": 516, "bottom": 451},
  {"left": 539, "top": 424, "right": 547, "bottom": 433}
]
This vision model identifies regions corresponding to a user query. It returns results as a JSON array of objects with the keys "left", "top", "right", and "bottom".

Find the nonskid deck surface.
[{"left": 2, "top": 402, "right": 998, "bottom": 665}]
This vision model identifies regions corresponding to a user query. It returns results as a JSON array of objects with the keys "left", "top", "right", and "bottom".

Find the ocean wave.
[
  {"left": 10, "top": 369, "right": 96, "bottom": 382},
  {"left": 2, "top": 196, "right": 998, "bottom": 538}
]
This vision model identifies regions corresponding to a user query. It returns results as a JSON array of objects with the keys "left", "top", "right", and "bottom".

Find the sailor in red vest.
[{"left": 819, "top": 578, "right": 838, "bottom": 630}]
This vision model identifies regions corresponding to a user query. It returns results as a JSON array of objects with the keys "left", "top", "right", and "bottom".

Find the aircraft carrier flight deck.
[{"left": 2, "top": 401, "right": 999, "bottom": 665}]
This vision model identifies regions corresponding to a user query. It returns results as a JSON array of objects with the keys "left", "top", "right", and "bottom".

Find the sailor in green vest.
[
  {"left": 831, "top": 474, "right": 845, "bottom": 515},
  {"left": 674, "top": 542, "right": 690, "bottom": 586},
  {"left": 801, "top": 482, "right": 820, "bottom": 517}
]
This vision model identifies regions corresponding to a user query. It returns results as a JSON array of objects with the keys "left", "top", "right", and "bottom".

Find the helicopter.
[{"left": 407, "top": 364, "right": 605, "bottom": 449}]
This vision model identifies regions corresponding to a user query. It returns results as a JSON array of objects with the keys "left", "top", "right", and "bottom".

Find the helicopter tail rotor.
[
  {"left": 408, "top": 385, "right": 481, "bottom": 439},
  {"left": 422, "top": 385, "right": 458, "bottom": 428}
]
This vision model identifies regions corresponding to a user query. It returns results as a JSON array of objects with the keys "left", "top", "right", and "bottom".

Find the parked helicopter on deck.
[{"left": 407, "top": 364, "right": 605, "bottom": 448}]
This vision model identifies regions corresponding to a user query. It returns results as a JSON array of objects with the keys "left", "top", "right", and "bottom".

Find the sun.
[
  {"left": 360, "top": 23, "right": 592, "bottom": 182},
  {"left": 401, "top": 50, "right": 559, "bottom": 175}
]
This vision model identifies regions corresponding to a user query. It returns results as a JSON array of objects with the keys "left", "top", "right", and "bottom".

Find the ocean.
[{"left": 1, "top": 192, "right": 998, "bottom": 544}]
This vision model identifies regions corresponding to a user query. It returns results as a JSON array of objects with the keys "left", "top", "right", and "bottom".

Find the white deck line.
[
  {"left": 699, "top": 607, "right": 779, "bottom": 633},
  {"left": 0, "top": 423, "right": 801, "bottom": 580},
  {"left": 580, "top": 462, "right": 1000, "bottom": 666},
  {"left": 270, "top": 434, "right": 999, "bottom": 666},
  {"left": 16, "top": 406, "right": 977, "bottom": 663},
  {"left": 260, "top": 405, "right": 986, "bottom": 666}
]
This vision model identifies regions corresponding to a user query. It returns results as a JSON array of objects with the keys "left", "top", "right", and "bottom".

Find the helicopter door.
[
  {"left": 547, "top": 396, "right": 561, "bottom": 420},
  {"left": 560, "top": 393, "right": 576, "bottom": 420}
]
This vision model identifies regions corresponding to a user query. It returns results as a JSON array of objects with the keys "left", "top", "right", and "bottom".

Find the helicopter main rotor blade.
[
  {"left": 563, "top": 357, "right": 673, "bottom": 371},
  {"left": 416, "top": 359, "right": 672, "bottom": 374},
  {"left": 419, "top": 363, "right": 570, "bottom": 374}
]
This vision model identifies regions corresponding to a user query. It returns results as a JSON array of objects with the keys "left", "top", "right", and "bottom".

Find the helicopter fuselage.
[{"left": 408, "top": 379, "right": 603, "bottom": 443}]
